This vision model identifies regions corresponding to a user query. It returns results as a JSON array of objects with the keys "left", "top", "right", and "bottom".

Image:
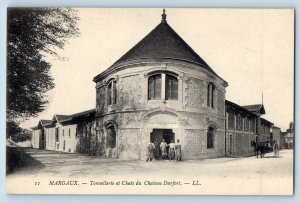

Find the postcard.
[{"left": 6, "top": 8, "right": 294, "bottom": 195}]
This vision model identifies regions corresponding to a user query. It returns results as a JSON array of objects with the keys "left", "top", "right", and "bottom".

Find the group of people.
[
  {"left": 251, "top": 140, "right": 280, "bottom": 158},
  {"left": 146, "top": 139, "right": 182, "bottom": 162}
]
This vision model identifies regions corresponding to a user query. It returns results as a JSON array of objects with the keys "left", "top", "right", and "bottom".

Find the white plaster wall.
[{"left": 31, "top": 129, "right": 41, "bottom": 149}]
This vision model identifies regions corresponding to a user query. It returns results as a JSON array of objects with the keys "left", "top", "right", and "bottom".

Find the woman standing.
[
  {"left": 146, "top": 140, "right": 155, "bottom": 162},
  {"left": 168, "top": 140, "right": 175, "bottom": 160},
  {"left": 160, "top": 139, "right": 168, "bottom": 160}
]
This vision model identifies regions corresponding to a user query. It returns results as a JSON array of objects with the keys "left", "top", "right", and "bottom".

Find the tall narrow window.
[
  {"left": 55, "top": 128, "right": 59, "bottom": 142},
  {"left": 113, "top": 81, "right": 117, "bottom": 104},
  {"left": 107, "top": 82, "right": 112, "bottom": 105},
  {"left": 207, "top": 127, "right": 215, "bottom": 149},
  {"left": 107, "top": 80, "right": 117, "bottom": 105},
  {"left": 244, "top": 117, "right": 249, "bottom": 131},
  {"left": 237, "top": 114, "right": 243, "bottom": 131},
  {"left": 207, "top": 83, "right": 215, "bottom": 108},
  {"left": 250, "top": 118, "right": 255, "bottom": 132},
  {"left": 228, "top": 111, "right": 235, "bottom": 130},
  {"left": 148, "top": 74, "right": 161, "bottom": 100},
  {"left": 211, "top": 85, "right": 215, "bottom": 108},
  {"left": 165, "top": 74, "right": 178, "bottom": 100}
]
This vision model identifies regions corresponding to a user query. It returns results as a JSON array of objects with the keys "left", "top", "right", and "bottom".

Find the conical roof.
[
  {"left": 114, "top": 22, "right": 212, "bottom": 69},
  {"left": 94, "top": 10, "right": 220, "bottom": 81}
]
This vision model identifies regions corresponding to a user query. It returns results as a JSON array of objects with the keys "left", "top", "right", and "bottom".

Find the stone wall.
[
  {"left": 94, "top": 62, "right": 227, "bottom": 160},
  {"left": 226, "top": 130, "right": 256, "bottom": 157}
]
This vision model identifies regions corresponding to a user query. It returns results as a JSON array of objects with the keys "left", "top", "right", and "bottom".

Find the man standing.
[
  {"left": 273, "top": 141, "right": 279, "bottom": 158},
  {"left": 175, "top": 139, "right": 182, "bottom": 161},
  {"left": 154, "top": 139, "right": 160, "bottom": 160},
  {"left": 160, "top": 139, "right": 168, "bottom": 160},
  {"left": 146, "top": 140, "right": 155, "bottom": 162}
]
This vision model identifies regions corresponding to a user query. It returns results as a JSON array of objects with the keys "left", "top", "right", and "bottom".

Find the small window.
[
  {"left": 207, "top": 127, "right": 215, "bottom": 149},
  {"left": 148, "top": 74, "right": 161, "bottom": 100},
  {"left": 69, "top": 129, "right": 71, "bottom": 137},
  {"left": 165, "top": 74, "right": 178, "bottom": 100},
  {"left": 63, "top": 129, "right": 65, "bottom": 137}
]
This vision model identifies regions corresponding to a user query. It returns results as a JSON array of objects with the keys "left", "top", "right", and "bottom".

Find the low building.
[
  {"left": 31, "top": 109, "right": 96, "bottom": 154},
  {"left": 31, "top": 119, "right": 52, "bottom": 149},
  {"left": 59, "top": 109, "right": 96, "bottom": 155}
]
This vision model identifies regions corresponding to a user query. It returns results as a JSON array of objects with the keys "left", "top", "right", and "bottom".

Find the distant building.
[
  {"left": 284, "top": 122, "right": 294, "bottom": 149},
  {"left": 271, "top": 126, "right": 282, "bottom": 147}
]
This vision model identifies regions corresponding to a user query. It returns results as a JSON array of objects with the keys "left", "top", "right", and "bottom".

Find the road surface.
[{"left": 6, "top": 148, "right": 294, "bottom": 195}]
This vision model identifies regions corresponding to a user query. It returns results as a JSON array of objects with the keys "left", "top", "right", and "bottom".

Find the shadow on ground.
[
  {"left": 6, "top": 146, "right": 45, "bottom": 175},
  {"left": 262, "top": 155, "right": 283, "bottom": 159}
]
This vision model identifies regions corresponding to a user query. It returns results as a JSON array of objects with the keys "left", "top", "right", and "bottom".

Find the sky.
[{"left": 19, "top": 8, "right": 294, "bottom": 131}]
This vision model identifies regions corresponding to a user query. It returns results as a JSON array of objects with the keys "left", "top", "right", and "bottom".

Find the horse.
[{"left": 250, "top": 141, "right": 266, "bottom": 158}]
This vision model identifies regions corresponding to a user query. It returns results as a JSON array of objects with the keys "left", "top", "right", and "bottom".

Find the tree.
[{"left": 7, "top": 8, "right": 80, "bottom": 135}]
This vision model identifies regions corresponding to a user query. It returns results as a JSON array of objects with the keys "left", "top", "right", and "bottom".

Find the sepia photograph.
[{"left": 6, "top": 8, "right": 294, "bottom": 195}]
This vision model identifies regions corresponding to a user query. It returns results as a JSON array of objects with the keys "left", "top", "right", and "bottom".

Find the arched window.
[
  {"left": 165, "top": 74, "right": 178, "bottom": 100},
  {"left": 107, "top": 125, "right": 116, "bottom": 148},
  {"left": 107, "top": 80, "right": 117, "bottom": 105},
  {"left": 207, "top": 127, "right": 215, "bottom": 149},
  {"left": 207, "top": 83, "right": 215, "bottom": 108},
  {"left": 148, "top": 74, "right": 161, "bottom": 100}
]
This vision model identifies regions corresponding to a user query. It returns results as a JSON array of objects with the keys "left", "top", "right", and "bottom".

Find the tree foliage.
[{"left": 7, "top": 8, "right": 79, "bottom": 134}]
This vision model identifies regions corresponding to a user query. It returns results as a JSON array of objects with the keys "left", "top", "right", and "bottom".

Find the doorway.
[
  {"left": 150, "top": 129, "right": 174, "bottom": 144},
  {"left": 40, "top": 129, "right": 45, "bottom": 149}
]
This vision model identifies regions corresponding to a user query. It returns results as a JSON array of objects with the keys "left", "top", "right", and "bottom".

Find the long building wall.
[{"left": 226, "top": 130, "right": 256, "bottom": 157}]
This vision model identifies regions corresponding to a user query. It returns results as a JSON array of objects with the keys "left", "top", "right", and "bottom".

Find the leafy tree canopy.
[{"left": 7, "top": 8, "right": 79, "bottom": 135}]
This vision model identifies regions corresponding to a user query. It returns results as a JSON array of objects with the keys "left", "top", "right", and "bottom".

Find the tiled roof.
[
  {"left": 225, "top": 100, "right": 257, "bottom": 116},
  {"left": 55, "top": 115, "right": 69, "bottom": 121},
  {"left": 242, "top": 104, "right": 265, "bottom": 114},
  {"left": 114, "top": 22, "right": 212, "bottom": 68},
  {"left": 40, "top": 120, "right": 52, "bottom": 126},
  {"left": 94, "top": 19, "right": 224, "bottom": 82},
  {"left": 60, "top": 109, "right": 96, "bottom": 123}
]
